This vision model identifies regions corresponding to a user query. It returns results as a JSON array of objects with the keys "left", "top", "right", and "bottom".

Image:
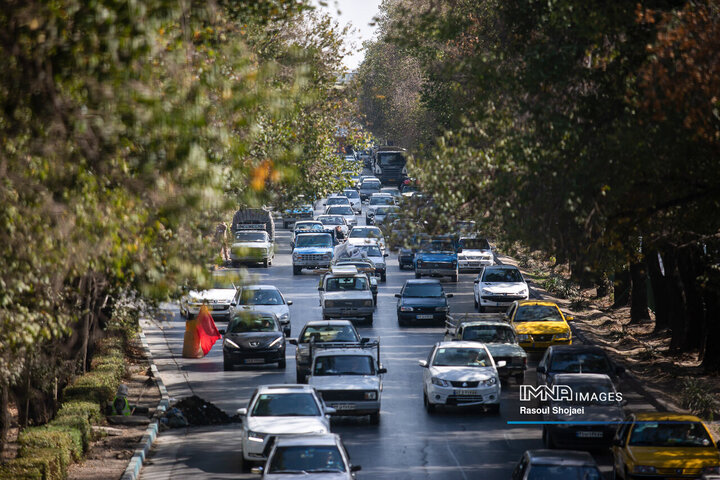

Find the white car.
[
  {"left": 347, "top": 226, "right": 386, "bottom": 253},
  {"left": 473, "top": 265, "right": 530, "bottom": 312},
  {"left": 319, "top": 266, "right": 374, "bottom": 324},
  {"left": 323, "top": 195, "right": 352, "bottom": 210},
  {"left": 179, "top": 270, "right": 240, "bottom": 321},
  {"left": 316, "top": 215, "right": 349, "bottom": 236},
  {"left": 229, "top": 230, "right": 274, "bottom": 268},
  {"left": 419, "top": 341, "right": 505, "bottom": 413},
  {"left": 231, "top": 285, "right": 293, "bottom": 334},
  {"left": 341, "top": 189, "right": 362, "bottom": 214},
  {"left": 324, "top": 205, "right": 357, "bottom": 227},
  {"left": 254, "top": 434, "right": 361, "bottom": 479},
  {"left": 237, "top": 385, "right": 333, "bottom": 465},
  {"left": 343, "top": 241, "right": 387, "bottom": 281},
  {"left": 457, "top": 237, "right": 494, "bottom": 271}
]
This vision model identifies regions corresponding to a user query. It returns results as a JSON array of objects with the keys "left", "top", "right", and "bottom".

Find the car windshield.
[
  {"left": 227, "top": 315, "right": 276, "bottom": 333},
  {"left": 432, "top": 347, "right": 490, "bottom": 367},
  {"left": 343, "top": 190, "right": 360, "bottom": 199},
  {"left": 375, "top": 206, "right": 399, "bottom": 215},
  {"left": 327, "top": 206, "right": 354, "bottom": 215},
  {"left": 419, "top": 239, "right": 455, "bottom": 253},
  {"left": 463, "top": 325, "right": 516, "bottom": 343},
  {"left": 295, "top": 223, "right": 322, "bottom": 231},
  {"left": 370, "top": 197, "right": 394, "bottom": 206},
  {"left": 403, "top": 283, "right": 444, "bottom": 298},
  {"left": 628, "top": 421, "right": 714, "bottom": 448},
  {"left": 549, "top": 352, "right": 612, "bottom": 374},
  {"left": 481, "top": 268, "right": 523, "bottom": 283},
  {"left": 250, "top": 393, "right": 320, "bottom": 417},
  {"left": 313, "top": 355, "right": 375, "bottom": 375},
  {"left": 239, "top": 288, "right": 283, "bottom": 305},
  {"left": 378, "top": 152, "right": 405, "bottom": 167},
  {"left": 234, "top": 232, "right": 266, "bottom": 242},
  {"left": 319, "top": 216, "right": 344, "bottom": 225},
  {"left": 268, "top": 446, "right": 346, "bottom": 474},
  {"left": 553, "top": 382, "right": 618, "bottom": 406},
  {"left": 401, "top": 185, "right": 417, "bottom": 193},
  {"left": 527, "top": 465, "right": 601, "bottom": 480},
  {"left": 299, "top": 325, "right": 359, "bottom": 343},
  {"left": 327, "top": 197, "right": 349, "bottom": 205},
  {"left": 349, "top": 228, "right": 381, "bottom": 239},
  {"left": 361, "top": 181, "right": 381, "bottom": 189},
  {"left": 296, "top": 234, "right": 331, "bottom": 248},
  {"left": 460, "top": 238, "right": 490, "bottom": 250},
  {"left": 355, "top": 245, "right": 382, "bottom": 257},
  {"left": 514, "top": 305, "right": 563, "bottom": 322},
  {"left": 326, "top": 276, "right": 368, "bottom": 292}
]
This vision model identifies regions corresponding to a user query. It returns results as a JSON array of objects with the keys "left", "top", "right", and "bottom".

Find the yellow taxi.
[
  {"left": 506, "top": 300, "right": 572, "bottom": 350},
  {"left": 613, "top": 412, "right": 720, "bottom": 479}
]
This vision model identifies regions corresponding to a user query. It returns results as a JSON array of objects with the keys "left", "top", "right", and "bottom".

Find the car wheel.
[
  {"left": 223, "top": 361, "right": 233, "bottom": 372},
  {"left": 293, "top": 266, "right": 302, "bottom": 275},
  {"left": 424, "top": 393, "right": 436, "bottom": 414},
  {"left": 451, "top": 274, "right": 458, "bottom": 282},
  {"left": 478, "top": 305, "right": 485, "bottom": 313},
  {"left": 473, "top": 296, "right": 478, "bottom": 309},
  {"left": 278, "top": 358, "right": 286, "bottom": 369},
  {"left": 381, "top": 273, "right": 386, "bottom": 282},
  {"left": 368, "top": 412, "right": 380, "bottom": 425},
  {"left": 487, "top": 403, "right": 500, "bottom": 415},
  {"left": 262, "top": 259, "right": 269, "bottom": 268},
  {"left": 366, "top": 315, "right": 373, "bottom": 325},
  {"left": 515, "top": 373, "right": 525, "bottom": 384},
  {"left": 296, "top": 370, "right": 306, "bottom": 384},
  {"left": 398, "top": 317, "right": 406, "bottom": 327},
  {"left": 415, "top": 271, "right": 421, "bottom": 279},
  {"left": 231, "top": 260, "right": 240, "bottom": 268}
]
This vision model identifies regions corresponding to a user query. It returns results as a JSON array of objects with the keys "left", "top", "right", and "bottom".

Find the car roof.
[
  {"left": 296, "top": 231, "right": 330, "bottom": 236},
  {"left": 435, "top": 341, "right": 488, "bottom": 349},
  {"left": 548, "top": 344, "right": 607, "bottom": 354},
  {"left": 370, "top": 192, "right": 392, "bottom": 197},
  {"left": 315, "top": 348, "right": 375, "bottom": 358},
  {"left": 552, "top": 373, "right": 613, "bottom": 385},
  {"left": 483, "top": 264, "right": 520, "bottom": 270},
  {"left": 634, "top": 412, "right": 706, "bottom": 423},
  {"left": 302, "top": 320, "right": 356, "bottom": 327},
  {"left": 517, "top": 300, "right": 560, "bottom": 307},
  {"left": 274, "top": 434, "right": 340, "bottom": 447},
  {"left": 526, "top": 449, "right": 596, "bottom": 466},
  {"left": 404, "top": 279, "right": 441, "bottom": 285},
  {"left": 241, "top": 285, "right": 279, "bottom": 291},
  {"left": 461, "top": 321, "right": 513, "bottom": 328},
  {"left": 257, "top": 384, "right": 317, "bottom": 394}
]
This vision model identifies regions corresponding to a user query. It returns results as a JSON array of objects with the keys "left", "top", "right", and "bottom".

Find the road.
[{"left": 139, "top": 202, "right": 657, "bottom": 480}]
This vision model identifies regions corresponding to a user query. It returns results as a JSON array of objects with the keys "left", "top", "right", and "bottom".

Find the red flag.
[{"left": 196, "top": 305, "right": 221, "bottom": 355}]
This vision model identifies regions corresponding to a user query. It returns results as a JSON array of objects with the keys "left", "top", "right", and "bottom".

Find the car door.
[
  {"left": 423, "top": 346, "right": 436, "bottom": 392},
  {"left": 613, "top": 414, "right": 634, "bottom": 476},
  {"left": 473, "top": 269, "right": 484, "bottom": 302},
  {"left": 537, "top": 348, "right": 551, "bottom": 386}
]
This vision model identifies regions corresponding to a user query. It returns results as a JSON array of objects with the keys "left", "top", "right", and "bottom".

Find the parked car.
[
  {"left": 396, "top": 279, "right": 453, "bottom": 326},
  {"left": 221, "top": 311, "right": 287, "bottom": 370},
  {"left": 236, "top": 385, "right": 332, "bottom": 466},
  {"left": 506, "top": 300, "right": 572, "bottom": 351},
  {"left": 512, "top": 450, "right": 602, "bottom": 480},
  {"left": 473, "top": 265, "right": 529, "bottom": 312},
  {"left": 231, "top": 285, "right": 293, "bottom": 335},
  {"left": 542, "top": 373, "right": 625, "bottom": 449},
  {"left": 419, "top": 341, "right": 504, "bottom": 413},
  {"left": 612, "top": 413, "right": 720, "bottom": 479},
  {"left": 536, "top": 345, "right": 625, "bottom": 387},
  {"left": 253, "top": 433, "right": 361, "bottom": 479}
]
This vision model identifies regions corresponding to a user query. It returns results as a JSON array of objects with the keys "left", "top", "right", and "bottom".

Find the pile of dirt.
[{"left": 173, "top": 395, "right": 236, "bottom": 425}]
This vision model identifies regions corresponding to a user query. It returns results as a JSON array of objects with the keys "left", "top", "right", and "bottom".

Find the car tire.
[
  {"left": 296, "top": 371, "right": 305, "bottom": 384},
  {"left": 369, "top": 412, "right": 380, "bottom": 425},
  {"left": 398, "top": 317, "right": 406, "bottom": 327},
  {"left": 415, "top": 271, "right": 421, "bottom": 279},
  {"left": 487, "top": 403, "right": 500, "bottom": 415},
  {"left": 473, "top": 296, "right": 478, "bottom": 309},
  {"left": 451, "top": 274, "right": 458, "bottom": 282},
  {"left": 366, "top": 315, "right": 373, "bottom": 325},
  {"left": 223, "top": 361, "right": 233, "bottom": 372},
  {"left": 515, "top": 373, "right": 525, "bottom": 384},
  {"left": 278, "top": 358, "right": 286, "bottom": 369},
  {"left": 478, "top": 305, "right": 486, "bottom": 313},
  {"left": 424, "top": 393, "right": 436, "bottom": 414},
  {"left": 262, "top": 259, "right": 269, "bottom": 268},
  {"left": 381, "top": 273, "right": 386, "bottom": 282},
  {"left": 293, "top": 266, "right": 302, "bottom": 275}
]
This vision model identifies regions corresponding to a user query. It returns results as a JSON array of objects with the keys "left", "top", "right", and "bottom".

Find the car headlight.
[
  {"left": 224, "top": 338, "right": 240, "bottom": 349},
  {"left": 481, "top": 377, "right": 497, "bottom": 386},
  {"left": 400, "top": 306, "right": 414, "bottom": 312},
  {"left": 364, "top": 391, "right": 377, "bottom": 400},
  {"left": 292, "top": 252, "right": 299, "bottom": 260},
  {"left": 279, "top": 313, "right": 289, "bottom": 321},
  {"left": 554, "top": 332, "right": 570, "bottom": 340},
  {"left": 247, "top": 430, "right": 266, "bottom": 443},
  {"left": 268, "top": 337, "right": 283, "bottom": 348},
  {"left": 325, "top": 300, "right": 334, "bottom": 307},
  {"left": 377, "top": 263, "right": 385, "bottom": 269},
  {"left": 451, "top": 260, "right": 457, "bottom": 267},
  {"left": 435, "top": 306, "right": 449, "bottom": 312},
  {"left": 364, "top": 299, "right": 373, "bottom": 307},
  {"left": 431, "top": 377, "right": 451, "bottom": 387},
  {"left": 517, "top": 289, "right": 528, "bottom": 296},
  {"left": 517, "top": 334, "right": 530, "bottom": 342},
  {"left": 482, "top": 289, "right": 493, "bottom": 295},
  {"left": 417, "top": 260, "right": 423, "bottom": 266},
  {"left": 633, "top": 466, "right": 657, "bottom": 474}
]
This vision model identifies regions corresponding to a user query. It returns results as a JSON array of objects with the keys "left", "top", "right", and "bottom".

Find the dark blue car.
[{"left": 395, "top": 279, "right": 453, "bottom": 326}]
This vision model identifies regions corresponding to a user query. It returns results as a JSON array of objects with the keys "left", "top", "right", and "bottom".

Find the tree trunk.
[
  {"left": 612, "top": 267, "right": 631, "bottom": 308},
  {"left": 647, "top": 250, "right": 671, "bottom": 331},
  {"left": 596, "top": 273, "right": 611, "bottom": 299},
  {"left": 700, "top": 268, "right": 720, "bottom": 371},
  {"left": 0, "top": 382, "right": 9, "bottom": 455},
  {"left": 677, "top": 246, "right": 704, "bottom": 352},
  {"left": 668, "top": 249, "right": 690, "bottom": 352},
  {"left": 629, "top": 261, "right": 650, "bottom": 323}
]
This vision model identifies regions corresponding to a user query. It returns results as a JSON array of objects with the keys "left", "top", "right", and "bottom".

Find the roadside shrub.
[
  {"left": 91, "top": 355, "right": 126, "bottom": 383},
  {"left": 57, "top": 400, "right": 103, "bottom": 424},
  {"left": 63, "top": 370, "right": 119, "bottom": 405},
  {"left": 95, "top": 335, "right": 125, "bottom": 356},
  {"left": 5, "top": 452, "right": 61, "bottom": 480},
  {"left": 540, "top": 274, "right": 579, "bottom": 299},
  {"left": 681, "top": 377, "right": 718, "bottom": 420},
  {"left": 18, "top": 426, "right": 81, "bottom": 471},
  {"left": 50, "top": 415, "right": 91, "bottom": 452},
  {"left": 0, "top": 460, "right": 43, "bottom": 480}
]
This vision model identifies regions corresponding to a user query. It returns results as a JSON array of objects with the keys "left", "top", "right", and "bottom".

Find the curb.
[{"left": 121, "top": 329, "right": 170, "bottom": 480}]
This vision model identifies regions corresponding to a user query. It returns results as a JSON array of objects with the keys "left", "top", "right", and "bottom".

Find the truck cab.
[
  {"left": 307, "top": 340, "right": 386, "bottom": 424},
  {"left": 372, "top": 146, "right": 408, "bottom": 187},
  {"left": 414, "top": 236, "right": 460, "bottom": 282},
  {"left": 292, "top": 232, "right": 334, "bottom": 275},
  {"left": 318, "top": 266, "right": 375, "bottom": 324}
]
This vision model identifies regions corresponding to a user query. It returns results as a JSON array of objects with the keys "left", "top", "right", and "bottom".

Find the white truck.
[
  {"left": 307, "top": 340, "right": 386, "bottom": 424},
  {"left": 318, "top": 266, "right": 375, "bottom": 324}
]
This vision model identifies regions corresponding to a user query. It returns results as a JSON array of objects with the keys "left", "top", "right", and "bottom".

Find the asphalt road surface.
[{"left": 139, "top": 203, "right": 657, "bottom": 480}]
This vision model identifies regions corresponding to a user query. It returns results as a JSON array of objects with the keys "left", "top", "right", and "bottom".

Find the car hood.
[
  {"left": 265, "top": 473, "right": 348, "bottom": 480},
  {"left": 236, "top": 305, "right": 289, "bottom": 317},
  {"left": 246, "top": 416, "right": 329, "bottom": 435},
  {"left": 485, "top": 343, "right": 526, "bottom": 358},
  {"left": 309, "top": 375, "right": 380, "bottom": 390},
  {"left": 545, "top": 404, "right": 623, "bottom": 422},
  {"left": 324, "top": 291, "right": 371, "bottom": 300},
  {"left": 480, "top": 282, "right": 526, "bottom": 292},
  {"left": 188, "top": 289, "right": 236, "bottom": 302},
  {"left": 225, "top": 331, "right": 283, "bottom": 348},
  {"left": 400, "top": 297, "right": 446, "bottom": 307},
  {"left": 232, "top": 241, "right": 270, "bottom": 249},
  {"left": 416, "top": 253, "right": 456, "bottom": 262},
  {"left": 626, "top": 446, "right": 720, "bottom": 468},
  {"left": 429, "top": 366, "right": 496, "bottom": 382},
  {"left": 460, "top": 249, "right": 492, "bottom": 257},
  {"left": 295, "top": 247, "right": 333, "bottom": 254},
  {"left": 347, "top": 238, "right": 379, "bottom": 247},
  {"left": 514, "top": 321, "right": 569, "bottom": 335}
]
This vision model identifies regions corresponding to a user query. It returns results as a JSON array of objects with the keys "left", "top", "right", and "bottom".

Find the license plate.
[
  {"left": 417, "top": 314, "right": 434, "bottom": 319},
  {"left": 454, "top": 389, "right": 477, "bottom": 396},
  {"left": 576, "top": 431, "right": 603, "bottom": 438},
  {"left": 331, "top": 404, "right": 355, "bottom": 410},
  {"left": 243, "top": 358, "right": 264, "bottom": 364}
]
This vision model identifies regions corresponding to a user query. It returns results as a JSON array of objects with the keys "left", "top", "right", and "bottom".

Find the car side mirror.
[
  {"left": 384, "top": 253, "right": 389, "bottom": 257},
  {"left": 536, "top": 365, "right": 546, "bottom": 374},
  {"left": 351, "top": 465, "right": 362, "bottom": 472},
  {"left": 288, "top": 338, "right": 298, "bottom": 346},
  {"left": 236, "top": 408, "right": 247, "bottom": 416},
  {"left": 565, "top": 315, "right": 574, "bottom": 321},
  {"left": 230, "top": 301, "right": 237, "bottom": 307},
  {"left": 473, "top": 279, "right": 479, "bottom": 284},
  {"left": 251, "top": 466, "right": 263, "bottom": 474},
  {"left": 496, "top": 360, "right": 507, "bottom": 368},
  {"left": 287, "top": 300, "right": 293, "bottom": 305},
  {"left": 446, "top": 293, "right": 453, "bottom": 298},
  {"left": 378, "top": 367, "right": 387, "bottom": 374},
  {"left": 361, "top": 337, "right": 370, "bottom": 343},
  {"left": 394, "top": 293, "right": 401, "bottom": 298},
  {"left": 418, "top": 360, "right": 428, "bottom": 368},
  {"left": 318, "top": 286, "right": 324, "bottom": 291},
  {"left": 219, "top": 329, "right": 226, "bottom": 335},
  {"left": 283, "top": 327, "right": 291, "bottom": 337},
  {"left": 324, "top": 406, "right": 337, "bottom": 415}
]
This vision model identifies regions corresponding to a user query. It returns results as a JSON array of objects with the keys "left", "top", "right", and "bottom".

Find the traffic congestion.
[{"left": 160, "top": 146, "right": 720, "bottom": 480}]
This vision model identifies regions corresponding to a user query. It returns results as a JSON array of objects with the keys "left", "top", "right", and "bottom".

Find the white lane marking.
[{"left": 445, "top": 440, "right": 469, "bottom": 480}]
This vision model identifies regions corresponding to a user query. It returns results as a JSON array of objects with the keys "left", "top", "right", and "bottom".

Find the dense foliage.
[
  {"left": 358, "top": 0, "right": 720, "bottom": 365},
  {"left": 0, "top": 0, "right": 353, "bottom": 448}
]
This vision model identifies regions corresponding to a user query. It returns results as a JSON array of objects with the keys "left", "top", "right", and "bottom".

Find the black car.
[
  {"left": 395, "top": 279, "right": 453, "bottom": 326},
  {"left": 358, "top": 178, "right": 382, "bottom": 201},
  {"left": 536, "top": 345, "right": 625, "bottom": 387},
  {"left": 398, "top": 234, "right": 427, "bottom": 270},
  {"left": 221, "top": 311, "right": 287, "bottom": 371},
  {"left": 512, "top": 450, "right": 602, "bottom": 480}
]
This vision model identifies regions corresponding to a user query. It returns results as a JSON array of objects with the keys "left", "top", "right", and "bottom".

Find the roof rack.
[
  {"left": 308, "top": 338, "right": 380, "bottom": 363},
  {"left": 444, "top": 312, "right": 510, "bottom": 333},
  {"left": 330, "top": 265, "right": 358, "bottom": 275}
]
